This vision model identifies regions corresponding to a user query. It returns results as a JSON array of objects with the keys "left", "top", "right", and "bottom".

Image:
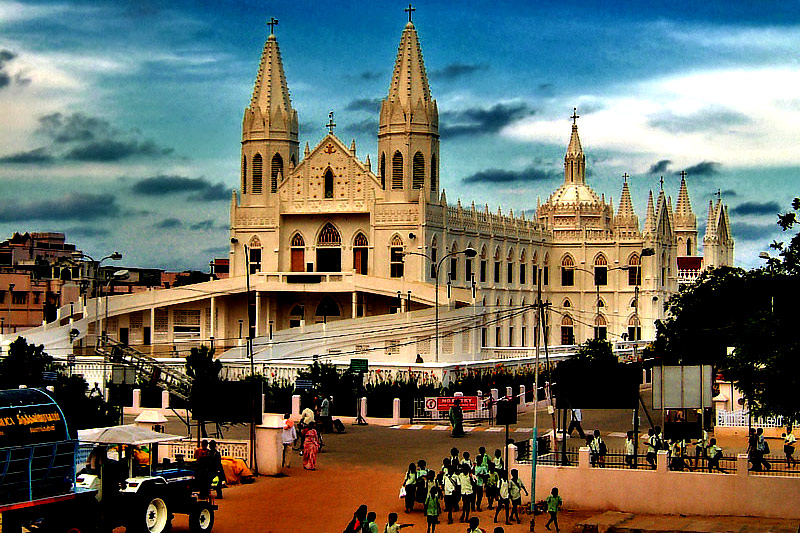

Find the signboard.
[
  {"left": 350, "top": 358, "right": 369, "bottom": 373},
  {"left": 295, "top": 379, "right": 313, "bottom": 391},
  {"left": 424, "top": 396, "right": 479, "bottom": 412},
  {"left": 653, "top": 365, "right": 713, "bottom": 409}
]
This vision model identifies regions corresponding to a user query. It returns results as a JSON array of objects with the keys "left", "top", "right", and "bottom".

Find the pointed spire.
[
  {"left": 364, "top": 154, "right": 371, "bottom": 171},
  {"left": 387, "top": 19, "right": 432, "bottom": 108},
  {"left": 705, "top": 199, "right": 717, "bottom": 239},
  {"left": 676, "top": 171, "right": 692, "bottom": 216},
  {"left": 617, "top": 178, "right": 635, "bottom": 217},
  {"left": 249, "top": 21, "right": 294, "bottom": 121},
  {"left": 644, "top": 190, "right": 656, "bottom": 234},
  {"left": 304, "top": 142, "right": 310, "bottom": 157},
  {"left": 564, "top": 107, "right": 586, "bottom": 185},
  {"left": 350, "top": 138, "right": 356, "bottom": 153}
]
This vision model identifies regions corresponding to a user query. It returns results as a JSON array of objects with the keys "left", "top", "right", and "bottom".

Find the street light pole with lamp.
[
  {"left": 402, "top": 247, "right": 477, "bottom": 362},
  {"left": 70, "top": 251, "right": 122, "bottom": 347},
  {"left": 103, "top": 270, "right": 129, "bottom": 342}
]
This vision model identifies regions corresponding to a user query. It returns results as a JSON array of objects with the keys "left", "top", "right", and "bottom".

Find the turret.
[
  {"left": 564, "top": 108, "right": 586, "bottom": 185},
  {"left": 673, "top": 171, "right": 698, "bottom": 255},
  {"left": 378, "top": 13, "right": 439, "bottom": 202}
]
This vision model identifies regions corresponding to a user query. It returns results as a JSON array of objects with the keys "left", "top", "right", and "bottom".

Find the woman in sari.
[{"left": 303, "top": 421, "right": 321, "bottom": 470}]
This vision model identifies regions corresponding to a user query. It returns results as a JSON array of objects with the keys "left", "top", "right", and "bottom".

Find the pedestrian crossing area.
[{"left": 390, "top": 424, "right": 533, "bottom": 433}]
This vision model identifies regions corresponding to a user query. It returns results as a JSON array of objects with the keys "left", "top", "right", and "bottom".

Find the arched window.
[
  {"left": 561, "top": 315, "right": 574, "bottom": 345},
  {"left": 561, "top": 255, "right": 575, "bottom": 286},
  {"left": 628, "top": 315, "right": 641, "bottom": 341},
  {"left": 392, "top": 151, "right": 404, "bottom": 189},
  {"left": 686, "top": 238, "right": 692, "bottom": 255},
  {"left": 390, "top": 234, "right": 404, "bottom": 278},
  {"left": 507, "top": 247, "right": 515, "bottom": 284},
  {"left": 532, "top": 250, "right": 538, "bottom": 286},
  {"left": 465, "top": 241, "right": 474, "bottom": 281},
  {"left": 252, "top": 153, "right": 263, "bottom": 194},
  {"left": 241, "top": 155, "right": 247, "bottom": 194},
  {"left": 597, "top": 298, "right": 605, "bottom": 308},
  {"left": 248, "top": 235, "right": 262, "bottom": 274},
  {"left": 594, "top": 314, "right": 607, "bottom": 340},
  {"left": 431, "top": 155, "right": 437, "bottom": 191},
  {"left": 412, "top": 151, "right": 425, "bottom": 189},
  {"left": 290, "top": 233, "right": 305, "bottom": 272},
  {"left": 543, "top": 253, "right": 550, "bottom": 286},
  {"left": 562, "top": 299, "right": 571, "bottom": 308},
  {"left": 316, "top": 223, "right": 342, "bottom": 272},
  {"left": 519, "top": 250, "right": 527, "bottom": 285},
  {"left": 380, "top": 153, "right": 386, "bottom": 189},
  {"left": 315, "top": 296, "right": 341, "bottom": 323},
  {"left": 290, "top": 154, "right": 296, "bottom": 167},
  {"left": 430, "top": 236, "right": 439, "bottom": 279},
  {"left": 289, "top": 304, "right": 304, "bottom": 328},
  {"left": 628, "top": 254, "right": 641, "bottom": 286},
  {"left": 324, "top": 168, "right": 334, "bottom": 198},
  {"left": 353, "top": 232, "right": 368, "bottom": 275},
  {"left": 594, "top": 254, "right": 608, "bottom": 286},
  {"left": 493, "top": 246, "right": 501, "bottom": 283},
  {"left": 479, "top": 245, "right": 487, "bottom": 283},
  {"left": 271, "top": 153, "right": 283, "bottom": 193},
  {"left": 449, "top": 242, "right": 459, "bottom": 282}
]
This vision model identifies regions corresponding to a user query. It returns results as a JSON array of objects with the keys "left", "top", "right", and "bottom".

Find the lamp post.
[
  {"left": 403, "top": 247, "right": 477, "bottom": 362},
  {"left": 70, "top": 251, "right": 122, "bottom": 347},
  {"left": 6, "top": 283, "right": 14, "bottom": 336},
  {"left": 103, "top": 270, "right": 129, "bottom": 342}
]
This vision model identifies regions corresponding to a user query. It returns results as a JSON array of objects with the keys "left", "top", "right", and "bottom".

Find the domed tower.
[
  {"left": 240, "top": 20, "right": 299, "bottom": 206},
  {"left": 378, "top": 13, "right": 440, "bottom": 203}
]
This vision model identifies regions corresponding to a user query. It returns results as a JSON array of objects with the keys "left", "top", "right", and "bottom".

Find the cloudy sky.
[{"left": 0, "top": 0, "right": 797, "bottom": 271}]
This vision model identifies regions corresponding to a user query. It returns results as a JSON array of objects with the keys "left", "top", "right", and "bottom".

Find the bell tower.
[
  {"left": 240, "top": 17, "right": 299, "bottom": 206},
  {"left": 378, "top": 7, "right": 440, "bottom": 203}
]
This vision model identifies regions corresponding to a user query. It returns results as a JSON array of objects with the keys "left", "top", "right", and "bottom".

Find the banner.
[{"left": 424, "top": 396, "right": 479, "bottom": 412}]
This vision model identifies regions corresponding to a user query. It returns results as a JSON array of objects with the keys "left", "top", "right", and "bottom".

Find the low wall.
[{"left": 511, "top": 445, "right": 800, "bottom": 519}]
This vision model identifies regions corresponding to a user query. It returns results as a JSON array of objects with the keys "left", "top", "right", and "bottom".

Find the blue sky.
[{"left": 0, "top": 0, "right": 797, "bottom": 271}]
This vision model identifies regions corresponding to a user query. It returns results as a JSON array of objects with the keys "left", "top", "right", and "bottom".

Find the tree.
[
  {"left": 185, "top": 345, "right": 221, "bottom": 438},
  {"left": 0, "top": 337, "right": 60, "bottom": 389}
]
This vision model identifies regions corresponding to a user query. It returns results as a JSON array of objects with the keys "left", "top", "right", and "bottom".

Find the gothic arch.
[
  {"left": 562, "top": 298, "right": 572, "bottom": 308},
  {"left": 353, "top": 232, "right": 368, "bottom": 275},
  {"left": 380, "top": 152, "right": 386, "bottom": 189},
  {"left": 480, "top": 244, "right": 487, "bottom": 259},
  {"left": 316, "top": 296, "right": 341, "bottom": 318},
  {"left": 316, "top": 223, "right": 342, "bottom": 272},
  {"left": 249, "top": 235, "right": 262, "bottom": 248},
  {"left": 431, "top": 155, "right": 438, "bottom": 190},
  {"left": 317, "top": 222, "right": 342, "bottom": 246},
  {"left": 412, "top": 151, "right": 425, "bottom": 189},
  {"left": 324, "top": 167, "right": 334, "bottom": 198},
  {"left": 392, "top": 151, "right": 403, "bottom": 189},
  {"left": 241, "top": 155, "right": 247, "bottom": 194},
  {"left": 561, "top": 315, "right": 574, "bottom": 326},
  {"left": 594, "top": 253, "right": 608, "bottom": 266},
  {"left": 494, "top": 246, "right": 502, "bottom": 261},
  {"left": 271, "top": 153, "right": 283, "bottom": 193},
  {"left": 252, "top": 153, "right": 263, "bottom": 194},
  {"left": 353, "top": 232, "right": 368, "bottom": 247},
  {"left": 391, "top": 234, "right": 404, "bottom": 247},
  {"left": 561, "top": 254, "right": 575, "bottom": 267},
  {"left": 290, "top": 233, "right": 305, "bottom": 247},
  {"left": 290, "top": 233, "right": 305, "bottom": 272}
]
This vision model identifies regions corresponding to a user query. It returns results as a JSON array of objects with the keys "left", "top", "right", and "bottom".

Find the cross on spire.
[
  {"left": 570, "top": 107, "right": 580, "bottom": 125},
  {"left": 622, "top": 172, "right": 629, "bottom": 183},
  {"left": 679, "top": 170, "right": 687, "bottom": 180},
  {"left": 715, "top": 188, "right": 722, "bottom": 201},
  {"left": 267, "top": 17, "right": 278, "bottom": 35},
  {"left": 326, "top": 111, "right": 336, "bottom": 134},
  {"left": 659, "top": 175, "right": 664, "bottom": 189},
  {"left": 405, "top": 3, "right": 415, "bottom": 22}
]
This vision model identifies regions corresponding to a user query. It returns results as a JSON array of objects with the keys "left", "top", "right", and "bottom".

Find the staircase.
[{"left": 95, "top": 338, "right": 193, "bottom": 401}]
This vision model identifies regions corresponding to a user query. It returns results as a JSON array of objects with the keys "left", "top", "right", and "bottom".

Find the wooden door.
[{"left": 291, "top": 248, "right": 305, "bottom": 272}]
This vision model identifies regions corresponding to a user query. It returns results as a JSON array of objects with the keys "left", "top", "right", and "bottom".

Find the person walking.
[
  {"left": 344, "top": 505, "right": 368, "bottom": 533},
  {"left": 693, "top": 428, "right": 708, "bottom": 471},
  {"left": 425, "top": 486, "right": 441, "bottom": 533},
  {"left": 707, "top": 438, "right": 725, "bottom": 473},
  {"left": 508, "top": 468, "right": 528, "bottom": 524},
  {"left": 384, "top": 512, "right": 412, "bottom": 532},
  {"left": 302, "top": 421, "right": 321, "bottom": 470},
  {"left": 493, "top": 448, "right": 504, "bottom": 471},
  {"left": 208, "top": 440, "right": 226, "bottom": 499},
  {"left": 494, "top": 470, "right": 511, "bottom": 525},
  {"left": 589, "top": 430, "right": 606, "bottom": 467},
  {"left": 474, "top": 453, "right": 487, "bottom": 512},
  {"left": 403, "top": 463, "right": 417, "bottom": 512},
  {"left": 281, "top": 414, "right": 297, "bottom": 468},
  {"left": 466, "top": 517, "right": 481, "bottom": 533},
  {"left": 544, "top": 487, "right": 563, "bottom": 532},
  {"left": 646, "top": 428, "right": 657, "bottom": 469},
  {"left": 449, "top": 399, "right": 465, "bottom": 438},
  {"left": 457, "top": 463, "right": 475, "bottom": 523},
  {"left": 757, "top": 427, "right": 771, "bottom": 471},
  {"left": 747, "top": 427, "right": 760, "bottom": 471},
  {"left": 194, "top": 439, "right": 211, "bottom": 498},
  {"left": 783, "top": 425, "right": 796, "bottom": 468},
  {"left": 365, "top": 511, "right": 379, "bottom": 533},
  {"left": 568, "top": 408, "right": 585, "bottom": 439},
  {"left": 415, "top": 460, "right": 429, "bottom": 506},
  {"left": 624, "top": 430, "right": 636, "bottom": 468},
  {"left": 442, "top": 465, "right": 460, "bottom": 524},
  {"left": 485, "top": 461, "right": 499, "bottom": 509}
]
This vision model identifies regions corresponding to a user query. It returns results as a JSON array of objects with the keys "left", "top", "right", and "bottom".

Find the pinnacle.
[{"left": 387, "top": 20, "right": 432, "bottom": 105}]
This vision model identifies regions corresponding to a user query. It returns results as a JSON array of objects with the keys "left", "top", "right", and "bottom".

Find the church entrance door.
[
  {"left": 291, "top": 248, "right": 305, "bottom": 272},
  {"left": 316, "top": 248, "right": 341, "bottom": 272}
]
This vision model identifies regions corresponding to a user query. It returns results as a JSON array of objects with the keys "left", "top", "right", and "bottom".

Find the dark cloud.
[
  {"left": 190, "top": 219, "right": 215, "bottom": 230},
  {"left": 681, "top": 161, "right": 720, "bottom": 177},
  {"left": 430, "top": 63, "right": 486, "bottom": 81},
  {"left": 345, "top": 98, "right": 382, "bottom": 113},
  {"left": 65, "top": 226, "right": 110, "bottom": 238},
  {"left": 0, "top": 50, "right": 16, "bottom": 89},
  {"left": 343, "top": 118, "right": 378, "bottom": 136},
  {"left": 356, "top": 71, "right": 381, "bottom": 81},
  {"left": 462, "top": 165, "right": 557, "bottom": 184},
  {"left": 647, "top": 159, "right": 671, "bottom": 174},
  {"left": 132, "top": 175, "right": 227, "bottom": 201},
  {"left": 0, "top": 193, "right": 120, "bottom": 222},
  {"left": 730, "top": 222, "right": 779, "bottom": 241},
  {"left": 440, "top": 102, "right": 535, "bottom": 138},
  {"left": 731, "top": 201, "right": 780, "bottom": 216},
  {"left": 65, "top": 139, "right": 172, "bottom": 162},
  {"left": 648, "top": 106, "right": 751, "bottom": 134},
  {"left": 156, "top": 218, "right": 182, "bottom": 229},
  {"left": 0, "top": 147, "right": 54, "bottom": 164},
  {"left": 38, "top": 113, "right": 114, "bottom": 144},
  {"left": 721, "top": 189, "right": 738, "bottom": 197}
]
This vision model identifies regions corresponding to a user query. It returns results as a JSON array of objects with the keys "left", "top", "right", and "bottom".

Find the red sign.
[{"left": 425, "top": 396, "right": 479, "bottom": 412}]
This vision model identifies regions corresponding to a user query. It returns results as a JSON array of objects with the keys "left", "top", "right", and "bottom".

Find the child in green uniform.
[
  {"left": 545, "top": 487, "right": 562, "bottom": 532},
  {"left": 425, "top": 486, "right": 441, "bottom": 533},
  {"left": 485, "top": 462, "right": 499, "bottom": 509},
  {"left": 467, "top": 516, "right": 481, "bottom": 532},
  {"left": 384, "top": 512, "right": 412, "bottom": 533}
]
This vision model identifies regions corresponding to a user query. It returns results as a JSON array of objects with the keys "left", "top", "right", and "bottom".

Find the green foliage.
[
  {"left": 0, "top": 337, "right": 60, "bottom": 388},
  {"left": 573, "top": 339, "right": 616, "bottom": 365}
]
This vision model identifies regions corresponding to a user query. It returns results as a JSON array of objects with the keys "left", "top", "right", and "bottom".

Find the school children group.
[
  {"left": 401, "top": 446, "right": 533, "bottom": 532},
  {"left": 642, "top": 426, "right": 725, "bottom": 472}
]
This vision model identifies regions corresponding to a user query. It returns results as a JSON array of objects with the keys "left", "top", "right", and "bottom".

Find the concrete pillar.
[
  {"left": 261, "top": 393, "right": 266, "bottom": 414},
  {"left": 454, "top": 391, "right": 464, "bottom": 397},
  {"left": 132, "top": 388, "right": 141, "bottom": 410},
  {"left": 352, "top": 291, "right": 358, "bottom": 319},
  {"left": 161, "top": 390, "right": 170, "bottom": 409},
  {"left": 255, "top": 419, "right": 284, "bottom": 475},
  {"left": 255, "top": 291, "right": 261, "bottom": 337},
  {"left": 506, "top": 386, "right": 513, "bottom": 400},
  {"left": 656, "top": 450, "right": 669, "bottom": 473},
  {"left": 491, "top": 388, "right": 499, "bottom": 419},
  {"left": 359, "top": 397, "right": 368, "bottom": 418},
  {"left": 519, "top": 385, "right": 526, "bottom": 407},
  {"left": 736, "top": 453, "right": 749, "bottom": 477},
  {"left": 507, "top": 443, "right": 517, "bottom": 473},
  {"left": 291, "top": 395, "right": 301, "bottom": 418},
  {"left": 579, "top": 446, "right": 590, "bottom": 469},
  {"left": 393, "top": 398, "right": 401, "bottom": 423},
  {"left": 150, "top": 307, "right": 156, "bottom": 356},
  {"left": 210, "top": 296, "right": 216, "bottom": 340}
]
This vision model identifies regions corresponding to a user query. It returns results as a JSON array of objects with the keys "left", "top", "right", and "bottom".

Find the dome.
[{"left": 547, "top": 183, "right": 603, "bottom": 207}]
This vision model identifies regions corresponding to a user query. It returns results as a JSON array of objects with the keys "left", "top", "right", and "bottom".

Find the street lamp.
[
  {"left": 103, "top": 270, "right": 129, "bottom": 342},
  {"left": 6, "top": 283, "right": 14, "bottom": 336},
  {"left": 403, "top": 246, "right": 477, "bottom": 362},
  {"left": 70, "top": 251, "right": 122, "bottom": 347}
]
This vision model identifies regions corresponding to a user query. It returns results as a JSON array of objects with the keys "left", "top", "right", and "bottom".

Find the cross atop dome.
[
  {"left": 267, "top": 17, "right": 278, "bottom": 35},
  {"left": 571, "top": 107, "right": 580, "bottom": 125},
  {"left": 327, "top": 111, "right": 336, "bottom": 134},
  {"left": 405, "top": 3, "right": 416, "bottom": 23}
]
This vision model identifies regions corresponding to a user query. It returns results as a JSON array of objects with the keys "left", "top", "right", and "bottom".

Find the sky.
[{"left": 0, "top": 0, "right": 798, "bottom": 271}]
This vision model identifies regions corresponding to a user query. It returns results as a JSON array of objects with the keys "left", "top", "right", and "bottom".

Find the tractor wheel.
[
  {"left": 132, "top": 493, "right": 170, "bottom": 533},
  {"left": 189, "top": 501, "right": 215, "bottom": 532}
]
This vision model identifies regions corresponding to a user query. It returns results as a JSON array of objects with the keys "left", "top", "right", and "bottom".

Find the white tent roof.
[{"left": 78, "top": 424, "right": 185, "bottom": 445}]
